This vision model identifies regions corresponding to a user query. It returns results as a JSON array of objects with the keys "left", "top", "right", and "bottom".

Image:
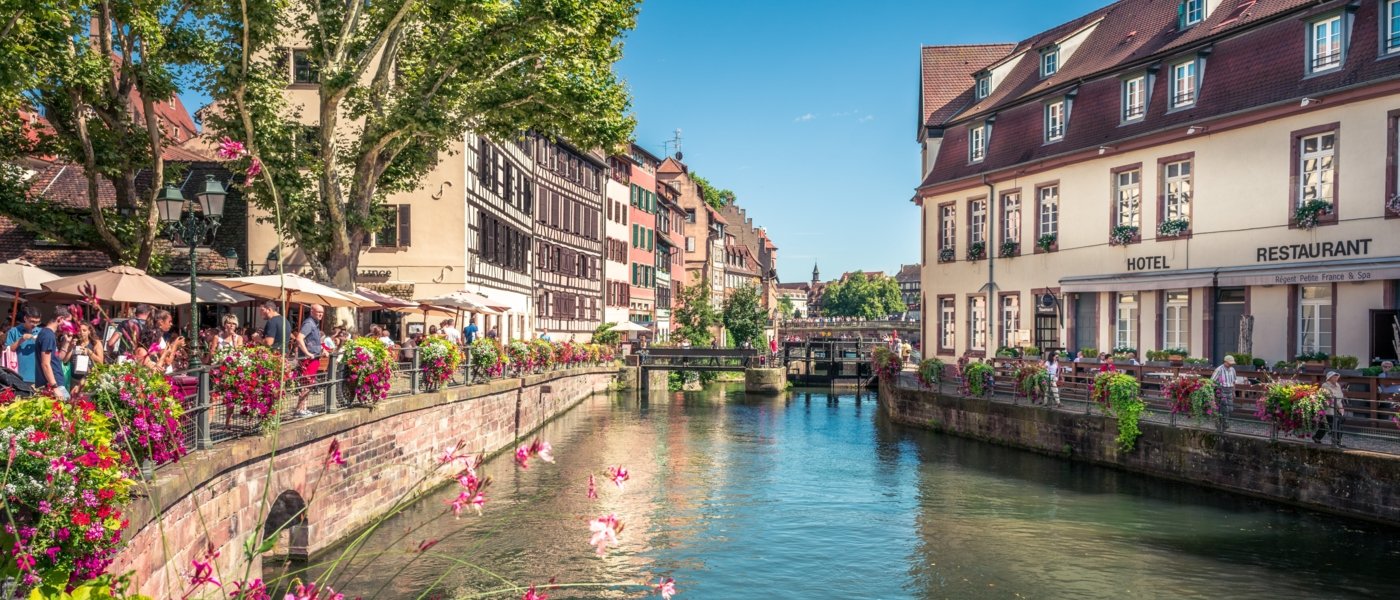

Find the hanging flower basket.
[
  {"left": 418, "top": 336, "right": 464, "bottom": 390},
  {"left": 871, "top": 346, "right": 902, "bottom": 380},
  {"left": 916, "top": 358, "right": 944, "bottom": 388},
  {"left": 209, "top": 345, "right": 294, "bottom": 431},
  {"left": 342, "top": 337, "right": 393, "bottom": 405},
  {"left": 1256, "top": 382, "right": 1328, "bottom": 436},
  {"left": 82, "top": 362, "right": 187, "bottom": 466},
  {"left": 1164, "top": 375, "right": 1217, "bottom": 422},
  {"left": 470, "top": 337, "right": 506, "bottom": 379}
]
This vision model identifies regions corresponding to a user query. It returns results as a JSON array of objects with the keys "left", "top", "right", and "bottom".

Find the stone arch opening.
[{"left": 264, "top": 490, "right": 310, "bottom": 560}]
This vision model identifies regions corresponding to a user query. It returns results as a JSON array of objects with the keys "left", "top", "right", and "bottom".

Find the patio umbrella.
[
  {"left": 356, "top": 286, "right": 416, "bottom": 309},
  {"left": 0, "top": 260, "right": 58, "bottom": 326},
  {"left": 389, "top": 304, "right": 456, "bottom": 316},
  {"left": 415, "top": 291, "right": 505, "bottom": 314},
  {"left": 606, "top": 321, "right": 652, "bottom": 333},
  {"left": 158, "top": 278, "right": 257, "bottom": 306},
  {"left": 213, "top": 274, "right": 365, "bottom": 309},
  {"left": 41, "top": 265, "right": 190, "bottom": 306}
]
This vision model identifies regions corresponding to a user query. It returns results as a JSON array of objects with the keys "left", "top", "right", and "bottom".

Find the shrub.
[
  {"left": 342, "top": 337, "right": 393, "bottom": 405},
  {"left": 1329, "top": 355, "right": 1358, "bottom": 370},
  {"left": 82, "top": 362, "right": 186, "bottom": 466},
  {"left": 916, "top": 358, "right": 944, "bottom": 388},
  {"left": 964, "top": 361, "right": 995, "bottom": 397},
  {"left": 591, "top": 322, "right": 621, "bottom": 346},
  {"left": 208, "top": 346, "right": 294, "bottom": 427},
  {"left": 418, "top": 336, "right": 464, "bottom": 389}
]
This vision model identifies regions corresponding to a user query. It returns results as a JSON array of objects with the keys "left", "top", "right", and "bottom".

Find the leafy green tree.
[
  {"left": 673, "top": 278, "right": 721, "bottom": 347},
  {"left": 821, "top": 272, "right": 906, "bottom": 319},
  {"left": 692, "top": 172, "right": 734, "bottom": 210},
  {"left": 777, "top": 294, "right": 796, "bottom": 319},
  {"left": 722, "top": 284, "right": 768, "bottom": 350},
  {"left": 591, "top": 321, "right": 620, "bottom": 346},
  {"left": 0, "top": 1, "right": 218, "bottom": 269},
  {"left": 214, "top": 0, "right": 640, "bottom": 288}
]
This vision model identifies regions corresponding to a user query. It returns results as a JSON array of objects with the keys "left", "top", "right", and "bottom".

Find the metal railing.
[{"left": 891, "top": 358, "right": 1400, "bottom": 455}]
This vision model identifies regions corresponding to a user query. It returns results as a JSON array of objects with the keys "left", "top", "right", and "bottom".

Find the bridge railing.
[{"left": 638, "top": 348, "right": 771, "bottom": 369}]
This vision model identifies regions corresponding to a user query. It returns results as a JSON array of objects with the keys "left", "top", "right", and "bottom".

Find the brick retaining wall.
[
  {"left": 879, "top": 382, "right": 1400, "bottom": 527},
  {"left": 110, "top": 367, "right": 617, "bottom": 599}
]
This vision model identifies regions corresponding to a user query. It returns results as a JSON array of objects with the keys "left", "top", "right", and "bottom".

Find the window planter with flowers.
[
  {"left": 342, "top": 337, "right": 393, "bottom": 405},
  {"left": 1108, "top": 225, "right": 1139, "bottom": 246},
  {"left": 938, "top": 248, "right": 956, "bottom": 263},
  {"left": 1293, "top": 199, "right": 1333, "bottom": 229},
  {"left": 1387, "top": 193, "right": 1400, "bottom": 217},
  {"left": 1157, "top": 217, "right": 1190, "bottom": 238},
  {"left": 0, "top": 392, "right": 135, "bottom": 593},
  {"left": 966, "top": 241, "right": 986, "bottom": 261},
  {"left": 999, "top": 240, "right": 1019, "bottom": 258},
  {"left": 1036, "top": 233, "right": 1057, "bottom": 253},
  {"left": 82, "top": 362, "right": 187, "bottom": 468},
  {"left": 418, "top": 336, "right": 464, "bottom": 390},
  {"left": 208, "top": 345, "right": 294, "bottom": 432},
  {"left": 470, "top": 337, "right": 506, "bottom": 379}
]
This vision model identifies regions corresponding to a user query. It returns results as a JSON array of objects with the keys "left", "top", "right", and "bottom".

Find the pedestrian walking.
[
  {"left": 1211, "top": 355, "right": 1238, "bottom": 432},
  {"left": 35, "top": 306, "right": 71, "bottom": 399},
  {"left": 292, "top": 304, "right": 324, "bottom": 418},
  {"left": 1313, "top": 371, "right": 1347, "bottom": 446},
  {"left": 1044, "top": 351, "right": 1063, "bottom": 407}
]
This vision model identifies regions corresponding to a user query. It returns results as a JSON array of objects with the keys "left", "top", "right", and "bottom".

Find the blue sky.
[{"left": 617, "top": 0, "right": 1107, "bottom": 283}]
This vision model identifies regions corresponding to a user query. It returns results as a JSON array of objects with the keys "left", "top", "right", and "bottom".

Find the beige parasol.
[
  {"left": 415, "top": 291, "right": 506, "bottom": 314},
  {"left": 213, "top": 274, "right": 366, "bottom": 309},
  {"left": 0, "top": 259, "right": 59, "bottom": 325},
  {"left": 41, "top": 265, "right": 190, "bottom": 305}
]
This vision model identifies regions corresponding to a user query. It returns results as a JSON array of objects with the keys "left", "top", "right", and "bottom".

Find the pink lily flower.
[
  {"left": 216, "top": 137, "right": 246, "bottom": 159},
  {"left": 588, "top": 513, "right": 623, "bottom": 555},
  {"left": 655, "top": 577, "right": 677, "bottom": 600},
  {"left": 246, "top": 157, "right": 263, "bottom": 181}
]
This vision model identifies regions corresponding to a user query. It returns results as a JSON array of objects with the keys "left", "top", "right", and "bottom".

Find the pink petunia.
[
  {"left": 246, "top": 157, "right": 263, "bottom": 181},
  {"left": 588, "top": 513, "right": 623, "bottom": 555}
]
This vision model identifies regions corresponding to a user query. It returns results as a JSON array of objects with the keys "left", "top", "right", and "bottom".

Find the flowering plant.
[
  {"left": 1036, "top": 233, "right": 1057, "bottom": 252},
  {"left": 1015, "top": 363, "right": 1051, "bottom": 403},
  {"left": 470, "top": 338, "right": 506, "bottom": 379},
  {"left": 1157, "top": 217, "right": 1190, "bottom": 237},
  {"left": 1293, "top": 199, "right": 1332, "bottom": 229},
  {"left": 1387, "top": 192, "right": 1400, "bottom": 216},
  {"left": 530, "top": 338, "right": 556, "bottom": 370},
  {"left": 998, "top": 240, "right": 1019, "bottom": 258},
  {"left": 0, "top": 394, "right": 134, "bottom": 591},
  {"left": 208, "top": 345, "right": 293, "bottom": 427},
  {"left": 418, "top": 336, "right": 463, "bottom": 390},
  {"left": 966, "top": 241, "right": 986, "bottom": 261},
  {"left": 506, "top": 340, "right": 534, "bottom": 372},
  {"left": 342, "top": 337, "right": 393, "bottom": 405},
  {"left": 82, "top": 362, "right": 186, "bottom": 466},
  {"left": 938, "top": 248, "right": 955, "bottom": 263},
  {"left": 1164, "top": 376, "right": 1217, "bottom": 422},
  {"left": 1091, "top": 372, "right": 1145, "bottom": 450},
  {"left": 870, "top": 347, "right": 903, "bottom": 380},
  {"left": 1109, "top": 225, "right": 1139, "bottom": 246},
  {"left": 916, "top": 358, "right": 944, "bottom": 388},
  {"left": 1257, "top": 382, "right": 1328, "bottom": 436},
  {"left": 964, "top": 361, "right": 995, "bottom": 396}
]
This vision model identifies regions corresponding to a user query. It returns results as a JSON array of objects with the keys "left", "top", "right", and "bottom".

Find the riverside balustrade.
[{"left": 891, "top": 357, "right": 1400, "bottom": 453}]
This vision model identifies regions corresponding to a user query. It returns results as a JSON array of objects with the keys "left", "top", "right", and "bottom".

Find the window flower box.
[
  {"left": 1293, "top": 199, "right": 1332, "bottom": 229},
  {"left": 999, "top": 240, "right": 1019, "bottom": 258},
  {"left": 1157, "top": 218, "right": 1190, "bottom": 238},
  {"left": 938, "top": 247, "right": 955, "bottom": 263},
  {"left": 1109, "top": 225, "right": 1139, "bottom": 246},
  {"left": 967, "top": 241, "right": 986, "bottom": 261},
  {"left": 1386, "top": 193, "right": 1400, "bottom": 217},
  {"left": 1035, "top": 233, "right": 1057, "bottom": 253}
]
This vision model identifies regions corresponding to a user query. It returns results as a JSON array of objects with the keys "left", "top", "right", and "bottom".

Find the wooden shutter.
[
  {"left": 274, "top": 49, "right": 291, "bottom": 83},
  {"left": 398, "top": 205, "right": 412, "bottom": 247}
]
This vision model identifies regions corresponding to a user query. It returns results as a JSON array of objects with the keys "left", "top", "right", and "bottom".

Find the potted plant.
[
  {"left": 967, "top": 241, "right": 986, "bottom": 261},
  {"left": 1079, "top": 347, "right": 1100, "bottom": 362},
  {"left": 1109, "top": 225, "right": 1139, "bottom": 246},
  {"left": 939, "top": 247, "right": 955, "bottom": 263},
  {"left": 1091, "top": 372, "right": 1146, "bottom": 450},
  {"left": 999, "top": 240, "right": 1019, "bottom": 258},
  {"left": 1293, "top": 199, "right": 1332, "bottom": 229},
  {"left": 916, "top": 357, "right": 944, "bottom": 390},
  {"left": 1157, "top": 217, "right": 1190, "bottom": 238},
  {"left": 1296, "top": 351, "right": 1329, "bottom": 369},
  {"left": 1036, "top": 233, "right": 1057, "bottom": 253},
  {"left": 1328, "top": 355, "right": 1359, "bottom": 371},
  {"left": 1227, "top": 352, "right": 1254, "bottom": 372},
  {"left": 1021, "top": 345, "right": 1042, "bottom": 358},
  {"left": 1163, "top": 347, "right": 1189, "bottom": 363},
  {"left": 1184, "top": 357, "right": 1211, "bottom": 367},
  {"left": 1163, "top": 375, "right": 1217, "bottom": 423},
  {"left": 995, "top": 346, "right": 1021, "bottom": 359},
  {"left": 1111, "top": 346, "right": 1138, "bottom": 361}
]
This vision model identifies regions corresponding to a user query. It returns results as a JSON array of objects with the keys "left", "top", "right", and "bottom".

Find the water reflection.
[{"left": 295, "top": 386, "right": 1400, "bottom": 599}]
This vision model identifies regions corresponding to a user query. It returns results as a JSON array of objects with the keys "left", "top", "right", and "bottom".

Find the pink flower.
[
  {"left": 15, "top": 553, "right": 34, "bottom": 572},
  {"left": 586, "top": 474, "right": 598, "bottom": 499},
  {"left": 449, "top": 491, "right": 486, "bottom": 517},
  {"left": 522, "top": 585, "right": 548, "bottom": 600},
  {"left": 231, "top": 578, "right": 269, "bottom": 600},
  {"left": 416, "top": 539, "right": 439, "bottom": 553},
  {"left": 216, "top": 137, "right": 247, "bottom": 160},
  {"left": 246, "top": 157, "right": 263, "bottom": 181},
  {"left": 325, "top": 439, "right": 345, "bottom": 467},
  {"left": 283, "top": 582, "right": 343, "bottom": 600},
  {"left": 606, "top": 465, "right": 629, "bottom": 490},
  {"left": 531, "top": 439, "right": 554, "bottom": 463},
  {"left": 588, "top": 513, "right": 623, "bottom": 555},
  {"left": 514, "top": 445, "right": 531, "bottom": 469},
  {"left": 655, "top": 577, "right": 677, "bottom": 600},
  {"left": 190, "top": 547, "right": 220, "bottom": 588}
]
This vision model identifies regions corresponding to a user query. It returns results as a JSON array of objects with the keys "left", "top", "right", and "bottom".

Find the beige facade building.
[{"left": 917, "top": 0, "right": 1400, "bottom": 365}]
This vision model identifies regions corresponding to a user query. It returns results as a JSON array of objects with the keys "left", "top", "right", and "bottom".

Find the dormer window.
[
  {"left": 1386, "top": 0, "right": 1400, "bottom": 54},
  {"left": 1181, "top": 0, "right": 1205, "bottom": 27},
  {"left": 1170, "top": 59, "right": 1198, "bottom": 108},
  {"left": 969, "top": 122, "right": 987, "bottom": 163},
  {"left": 1044, "top": 98, "right": 1066, "bottom": 142},
  {"left": 975, "top": 75, "right": 990, "bottom": 100},
  {"left": 1308, "top": 15, "right": 1344, "bottom": 73},
  {"left": 1040, "top": 47, "right": 1060, "bottom": 77},
  {"left": 1122, "top": 74, "right": 1147, "bottom": 122}
]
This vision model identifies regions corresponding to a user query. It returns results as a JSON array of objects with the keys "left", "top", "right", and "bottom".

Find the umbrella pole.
[{"left": 8, "top": 290, "right": 18, "bottom": 328}]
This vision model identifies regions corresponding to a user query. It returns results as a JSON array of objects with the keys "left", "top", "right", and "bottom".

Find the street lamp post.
[{"left": 156, "top": 175, "right": 226, "bottom": 371}]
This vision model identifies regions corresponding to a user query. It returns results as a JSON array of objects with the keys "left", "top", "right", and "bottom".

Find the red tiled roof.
[
  {"left": 921, "top": 0, "right": 1391, "bottom": 189},
  {"left": 920, "top": 44, "right": 1016, "bottom": 132}
]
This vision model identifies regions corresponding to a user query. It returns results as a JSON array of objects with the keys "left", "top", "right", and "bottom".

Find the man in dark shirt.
[
  {"left": 36, "top": 306, "right": 71, "bottom": 399},
  {"left": 292, "top": 304, "right": 324, "bottom": 417},
  {"left": 260, "top": 301, "right": 289, "bottom": 354},
  {"left": 464, "top": 316, "right": 479, "bottom": 344},
  {"left": 106, "top": 303, "right": 150, "bottom": 356}
]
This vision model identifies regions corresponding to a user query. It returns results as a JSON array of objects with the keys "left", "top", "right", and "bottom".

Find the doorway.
[{"left": 1212, "top": 287, "right": 1246, "bottom": 362}]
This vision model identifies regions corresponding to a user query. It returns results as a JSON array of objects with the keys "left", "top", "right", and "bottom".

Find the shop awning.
[
  {"left": 1215, "top": 257, "right": 1400, "bottom": 287},
  {"left": 1060, "top": 268, "right": 1217, "bottom": 293}
]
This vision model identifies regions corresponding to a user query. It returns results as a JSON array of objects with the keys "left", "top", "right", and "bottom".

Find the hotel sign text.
[{"left": 1255, "top": 239, "right": 1371, "bottom": 263}]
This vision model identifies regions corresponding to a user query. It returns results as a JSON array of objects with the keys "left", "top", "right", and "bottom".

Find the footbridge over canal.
[{"left": 636, "top": 348, "right": 786, "bottom": 394}]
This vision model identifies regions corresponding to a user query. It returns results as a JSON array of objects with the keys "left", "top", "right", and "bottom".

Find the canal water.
[{"left": 298, "top": 386, "right": 1400, "bottom": 599}]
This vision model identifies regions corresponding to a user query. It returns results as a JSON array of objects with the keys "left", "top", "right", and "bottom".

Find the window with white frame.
[
  {"left": 975, "top": 75, "right": 990, "bottom": 99},
  {"left": 1163, "top": 160, "right": 1193, "bottom": 223},
  {"left": 1001, "top": 295, "right": 1020, "bottom": 349},
  {"left": 1387, "top": 0, "right": 1400, "bottom": 53},
  {"left": 940, "top": 205, "right": 956, "bottom": 251},
  {"left": 1038, "top": 185, "right": 1059, "bottom": 238},
  {"left": 1002, "top": 192, "right": 1021, "bottom": 244},
  {"left": 970, "top": 199, "right": 987, "bottom": 245},
  {"left": 1163, "top": 290, "right": 1190, "bottom": 352},
  {"left": 1122, "top": 75, "right": 1147, "bottom": 121},
  {"left": 1299, "top": 132, "right": 1336, "bottom": 208},
  {"left": 969, "top": 296, "right": 987, "bottom": 351},
  {"left": 969, "top": 123, "right": 987, "bottom": 162},
  {"left": 1309, "top": 15, "right": 1343, "bottom": 73},
  {"left": 1115, "top": 292, "right": 1138, "bottom": 350},
  {"left": 1040, "top": 47, "right": 1059, "bottom": 77},
  {"left": 1115, "top": 169, "right": 1141, "bottom": 229},
  {"left": 1182, "top": 0, "right": 1204, "bottom": 27},
  {"left": 1298, "top": 285, "right": 1332, "bottom": 354},
  {"left": 940, "top": 298, "right": 956, "bottom": 350},
  {"left": 1171, "top": 60, "right": 1197, "bottom": 108},
  {"left": 1045, "top": 99, "right": 1066, "bottom": 141}
]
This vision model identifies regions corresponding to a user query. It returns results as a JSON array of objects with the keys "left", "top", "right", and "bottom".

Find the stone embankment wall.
[
  {"left": 111, "top": 367, "right": 617, "bottom": 599},
  {"left": 880, "top": 383, "right": 1400, "bottom": 526}
]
